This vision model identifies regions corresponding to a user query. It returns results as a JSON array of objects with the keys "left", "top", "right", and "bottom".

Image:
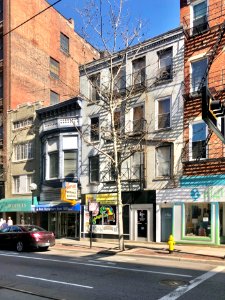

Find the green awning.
[{"left": 0, "top": 198, "right": 34, "bottom": 212}]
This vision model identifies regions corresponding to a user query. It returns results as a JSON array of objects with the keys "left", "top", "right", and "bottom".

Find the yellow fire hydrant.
[{"left": 167, "top": 234, "right": 175, "bottom": 254}]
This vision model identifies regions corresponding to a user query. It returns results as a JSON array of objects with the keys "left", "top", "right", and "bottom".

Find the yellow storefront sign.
[
  {"left": 85, "top": 193, "right": 117, "bottom": 205},
  {"left": 61, "top": 188, "right": 77, "bottom": 206}
]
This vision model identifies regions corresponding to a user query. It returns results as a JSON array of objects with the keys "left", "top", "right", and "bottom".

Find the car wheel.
[
  {"left": 41, "top": 246, "right": 49, "bottom": 251},
  {"left": 16, "top": 241, "right": 24, "bottom": 252}
]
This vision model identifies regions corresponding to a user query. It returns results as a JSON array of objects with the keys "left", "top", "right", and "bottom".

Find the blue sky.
[{"left": 48, "top": 0, "right": 180, "bottom": 50}]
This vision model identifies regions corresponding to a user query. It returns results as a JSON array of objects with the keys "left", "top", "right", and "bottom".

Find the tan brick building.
[{"left": 0, "top": 0, "right": 99, "bottom": 226}]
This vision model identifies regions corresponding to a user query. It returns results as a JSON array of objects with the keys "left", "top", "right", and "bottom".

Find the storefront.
[
  {"left": 0, "top": 198, "right": 38, "bottom": 225},
  {"left": 82, "top": 191, "right": 155, "bottom": 241},
  {"left": 156, "top": 182, "right": 225, "bottom": 245},
  {"left": 82, "top": 194, "right": 118, "bottom": 239},
  {"left": 35, "top": 202, "right": 81, "bottom": 239}
]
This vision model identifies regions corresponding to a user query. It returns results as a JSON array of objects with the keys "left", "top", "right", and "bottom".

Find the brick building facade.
[
  {"left": 0, "top": 0, "right": 99, "bottom": 227},
  {"left": 161, "top": 0, "right": 225, "bottom": 245}
]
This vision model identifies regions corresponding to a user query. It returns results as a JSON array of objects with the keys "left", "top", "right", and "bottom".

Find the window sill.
[
  {"left": 154, "top": 78, "right": 173, "bottom": 86},
  {"left": 60, "top": 49, "right": 70, "bottom": 57},
  {"left": 50, "top": 74, "right": 59, "bottom": 80},
  {"left": 153, "top": 176, "right": 171, "bottom": 181},
  {"left": 90, "top": 139, "right": 100, "bottom": 144},
  {"left": 12, "top": 192, "right": 31, "bottom": 195},
  {"left": 87, "top": 182, "right": 99, "bottom": 185},
  {"left": 153, "top": 127, "right": 172, "bottom": 133},
  {"left": 12, "top": 158, "right": 34, "bottom": 163},
  {"left": 13, "top": 125, "right": 33, "bottom": 131}
]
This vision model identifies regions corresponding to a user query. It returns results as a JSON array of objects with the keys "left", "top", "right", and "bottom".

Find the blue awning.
[{"left": 35, "top": 202, "right": 80, "bottom": 212}]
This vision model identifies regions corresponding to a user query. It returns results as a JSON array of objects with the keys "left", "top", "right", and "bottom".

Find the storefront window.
[
  {"left": 185, "top": 203, "right": 211, "bottom": 237},
  {"left": 92, "top": 205, "right": 116, "bottom": 225}
]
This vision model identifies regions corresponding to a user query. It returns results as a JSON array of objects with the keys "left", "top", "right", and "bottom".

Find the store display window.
[{"left": 185, "top": 203, "right": 211, "bottom": 237}]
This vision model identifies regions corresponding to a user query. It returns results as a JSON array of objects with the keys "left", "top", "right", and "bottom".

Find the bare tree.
[{"left": 78, "top": 0, "right": 147, "bottom": 251}]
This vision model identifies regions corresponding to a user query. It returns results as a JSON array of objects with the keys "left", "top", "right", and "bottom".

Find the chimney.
[{"left": 68, "top": 18, "right": 74, "bottom": 29}]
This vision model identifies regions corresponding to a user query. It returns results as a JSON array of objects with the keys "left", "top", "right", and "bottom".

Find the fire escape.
[
  {"left": 99, "top": 66, "right": 147, "bottom": 191},
  {"left": 182, "top": 0, "right": 225, "bottom": 172}
]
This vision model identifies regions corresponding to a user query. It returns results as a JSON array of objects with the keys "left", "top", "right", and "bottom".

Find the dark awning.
[{"left": 35, "top": 202, "right": 80, "bottom": 212}]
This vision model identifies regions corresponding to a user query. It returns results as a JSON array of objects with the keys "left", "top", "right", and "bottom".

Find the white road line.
[
  {"left": 17, "top": 274, "right": 93, "bottom": 289},
  {"left": 159, "top": 266, "right": 225, "bottom": 300},
  {"left": 0, "top": 253, "right": 192, "bottom": 278},
  {"left": 88, "top": 259, "right": 116, "bottom": 265}
]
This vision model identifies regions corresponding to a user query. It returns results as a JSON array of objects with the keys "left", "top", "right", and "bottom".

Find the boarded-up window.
[{"left": 50, "top": 57, "right": 59, "bottom": 79}]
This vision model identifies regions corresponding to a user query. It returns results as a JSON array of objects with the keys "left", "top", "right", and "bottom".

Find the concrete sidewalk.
[{"left": 54, "top": 238, "right": 225, "bottom": 264}]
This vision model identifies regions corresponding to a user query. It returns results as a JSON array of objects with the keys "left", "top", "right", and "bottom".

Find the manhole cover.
[{"left": 160, "top": 279, "right": 188, "bottom": 287}]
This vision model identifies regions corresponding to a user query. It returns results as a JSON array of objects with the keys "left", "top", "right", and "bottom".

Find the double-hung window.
[
  {"left": 90, "top": 116, "right": 99, "bottom": 141},
  {"left": 156, "top": 145, "right": 172, "bottom": 178},
  {"left": 112, "top": 65, "right": 126, "bottom": 94},
  {"left": 60, "top": 32, "right": 69, "bottom": 54},
  {"left": 192, "top": 0, "right": 208, "bottom": 35},
  {"left": 157, "top": 98, "right": 171, "bottom": 129},
  {"left": 47, "top": 138, "right": 59, "bottom": 179},
  {"left": 114, "top": 111, "right": 121, "bottom": 132},
  {"left": 13, "top": 175, "right": 33, "bottom": 194},
  {"left": 49, "top": 151, "right": 59, "bottom": 178},
  {"left": 62, "top": 136, "right": 78, "bottom": 179},
  {"left": 158, "top": 48, "right": 173, "bottom": 81},
  {"left": 132, "top": 57, "right": 146, "bottom": 86},
  {"left": 50, "top": 57, "right": 59, "bottom": 79},
  {"left": 191, "top": 58, "right": 207, "bottom": 92},
  {"left": 64, "top": 150, "right": 78, "bottom": 179},
  {"left": 110, "top": 152, "right": 121, "bottom": 181},
  {"left": 89, "top": 73, "right": 100, "bottom": 101},
  {"left": 50, "top": 90, "right": 60, "bottom": 105},
  {"left": 14, "top": 142, "right": 33, "bottom": 161},
  {"left": 133, "top": 105, "right": 144, "bottom": 132},
  {"left": 89, "top": 156, "right": 99, "bottom": 183},
  {"left": 191, "top": 121, "right": 207, "bottom": 160},
  {"left": 44, "top": 135, "right": 78, "bottom": 181}
]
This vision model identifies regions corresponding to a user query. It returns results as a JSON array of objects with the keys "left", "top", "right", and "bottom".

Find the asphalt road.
[{"left": 0, "top": 249, "right": 224, "bottom": 300}]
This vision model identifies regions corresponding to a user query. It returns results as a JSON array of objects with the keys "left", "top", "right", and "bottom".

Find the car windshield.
[{"left": 23, "top": 225, "right": 47, "bottom": 232}]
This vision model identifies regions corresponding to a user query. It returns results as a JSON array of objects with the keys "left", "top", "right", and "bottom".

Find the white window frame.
[
  {"left": 190, "top": 0, "right": 208, "bottom": 35},
  {"left": 155, "top": 145, "right": 172, "bottom": 178},
  {"left": 14, "top": 141, "right": 33, "bottom": 161},
  {"left": 44, "top": 134, "right": 79, "bottom": 181},
  {"left": 189, "top": 120, "right": 208, "bottom": 161},
  {"left": 89, "top": 155, "right": 100, "bottom": 183},
  {"left": 89, "top": 73, "right": 100, "bottom": 101},
  {"left": 13, "top": 118, "right": 33, "bottom": 130},
  {"left": 190, "top": 57, "right": 208, "bottom": 93},
  {"left": 13, "top": 175, "right": 33, "bottom": 194},
  {"left": 90, "top": 116, "right": 100, "bottom": 142},
  {"left": 132, "top": 57, "right": 146, "bottom": 85},
  {"left": 155, "top": 97, "right": 171, "bottom": 130}
]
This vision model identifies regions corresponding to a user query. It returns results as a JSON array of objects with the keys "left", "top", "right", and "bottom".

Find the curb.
[{"left": 53, "top": 243, "right": 225, "bottom": 265}]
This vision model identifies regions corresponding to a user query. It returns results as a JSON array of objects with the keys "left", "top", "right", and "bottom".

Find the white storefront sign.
[{"left": 156, "top": 186, "right": 225, "bottom": 203}]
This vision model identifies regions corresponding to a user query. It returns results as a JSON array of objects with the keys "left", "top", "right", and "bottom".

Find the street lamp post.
[{"left": 30, "top": 183, "right": 37, "bottom": 225}]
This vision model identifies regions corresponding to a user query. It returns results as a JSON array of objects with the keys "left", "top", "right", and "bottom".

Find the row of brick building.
[{"left": 0, "top": 0, "right": 225, "bottom": 246}]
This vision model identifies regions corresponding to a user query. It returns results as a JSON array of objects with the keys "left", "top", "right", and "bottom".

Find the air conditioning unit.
[{"left": 157, "top": 67, "right": 171, "bottom": 81}]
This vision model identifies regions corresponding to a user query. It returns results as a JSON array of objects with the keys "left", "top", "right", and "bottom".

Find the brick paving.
[{"left": 52, "top": 240, "right": 225, "bottom": 263}]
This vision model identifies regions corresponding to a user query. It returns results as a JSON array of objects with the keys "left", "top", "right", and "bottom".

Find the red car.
[{"left": 0, "top": 225, "right": 55, "bottom": 252}]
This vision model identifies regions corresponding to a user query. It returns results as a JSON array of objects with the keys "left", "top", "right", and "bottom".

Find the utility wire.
[{"left": 3, "top": 0, "right": 62, "bottom": 37}]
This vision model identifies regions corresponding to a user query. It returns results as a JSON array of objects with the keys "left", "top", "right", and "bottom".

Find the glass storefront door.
[
  {"left": 137, "top": 210, "right": 147, "bottom": 240},
  {"left": 59, "top": 212, "right": 80, "bottom": 240},
  {"left": 161, "top": 208, "right": 172, "bottom": 242}
]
